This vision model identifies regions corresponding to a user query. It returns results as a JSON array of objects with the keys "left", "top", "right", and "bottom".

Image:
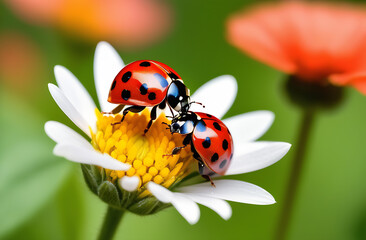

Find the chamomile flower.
[{"left": 45, "top": 41, "right": 291, "bottom": 224}]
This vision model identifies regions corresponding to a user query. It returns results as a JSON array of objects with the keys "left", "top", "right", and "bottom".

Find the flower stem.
[
  {"left": 275, "top": 109, "right": 315, "bottom": 240},
  {"left": 98, "top": 206, "right": 125, "bottom": 240}
]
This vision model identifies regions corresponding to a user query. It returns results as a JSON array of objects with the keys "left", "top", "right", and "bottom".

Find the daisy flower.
[
  {"left": 45, "top": 41, "right": 291, "bottom": 224},
  {"left": 227, "top": 1, "right": 366, "bottom": 95}
]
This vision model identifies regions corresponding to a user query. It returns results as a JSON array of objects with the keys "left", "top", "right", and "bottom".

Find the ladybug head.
[
  {"left": 166, "top": 80, "right": 190, "bottom": 113},
  {"left": 170, "top": 119, "right": 195, "bottom": 135},
  {"left": 170, "top": 112, "right": 196, "bottom": 134}
]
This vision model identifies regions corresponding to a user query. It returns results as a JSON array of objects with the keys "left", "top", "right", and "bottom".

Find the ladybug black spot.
[
  {"left": 211, "top": 153, "right": 219, "bottom": 162},
  {"left": 206, "top": 114, "right": 212, "bottom": 118},
  {"left": 140, "top": 84, "right": 148, "bottom": 95},
  {"left": 219, "top": 160, "right": 227, "bottom": 169},
  {"left": 213, "top": 122, "right": 221, "bottom": 131},
  {"left": 222, "top": 139, "right": 228, "bottom": 150},
  {"left": 140, "top": 61, "right": 151, "bottom": 67},
  {"left": 148, "top": 92, "right": 156, "bottom": 100},
  {"left": 111, "top": 80, "right": 116, "bottom": 90},
  {"left": 121, "top": 89, "right": 131, "bottom": 100},
  {"left": 202, "top": 137, "right": 211, "bottom": 148},
  {"left": 122, "top": 71, "right": 132, "bottom": 83}
]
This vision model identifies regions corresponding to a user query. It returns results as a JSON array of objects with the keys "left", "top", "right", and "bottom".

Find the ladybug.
[
  {"left": 107, "top": 60, "right": 191, "bottom": 134},
  {"left": 166, "top": 112, "right": 234, "bottom": 184}
]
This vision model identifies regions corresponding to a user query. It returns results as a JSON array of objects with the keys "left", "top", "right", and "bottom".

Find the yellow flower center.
[{"left": 91, "top": 109, "right": 194, "bottom": 197}]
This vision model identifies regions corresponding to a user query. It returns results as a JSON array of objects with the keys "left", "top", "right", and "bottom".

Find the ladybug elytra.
[
  {"left": 167, "top": 112, "right": 234, "bottom": 183},
  {"left": 107, "top": 60, "right": 191, "bottom": 133}
]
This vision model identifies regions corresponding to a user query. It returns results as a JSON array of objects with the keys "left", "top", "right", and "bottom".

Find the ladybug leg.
[
  {"left": 168, "top": 106, "right": 175, "bottom": 118},
  {"left": 160, "top": 99, "right": 175, "bottom": 118},
  {"left": 161, "top": 121, "right": 171, "bottom": 130},
  {"left": 112, "top": 106, "right": 145, "bottom": 125},
  {"left": 144, "top": 105, "right": 158, "bottom": 135},
  {"left": 163, "top": 135, "right": 191, "bottom": 157},
  {"left": 198, "top": 162, "right": 216, "bottom": 187},
  {"left": 192, "top": 144, "right": 215, "bottom": 187},
  {"left": 162, "top": 146, "right": 186, "bottom": 157},
  {"left": 102, "top": 104, "right": 125, "bottom": 114},
  {"left": 202, "top": 174, "right": 215, "bottom": 187}
]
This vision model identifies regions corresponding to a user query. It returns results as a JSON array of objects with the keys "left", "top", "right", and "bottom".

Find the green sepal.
[
  {"left": 150, "top": 202, "right": 171, "bottom": 214},
  {"left": 120, "top": 191, "right": 137, "bottom": 207},
  {"left": 80, "top": 164, "right": 175, "bottom": 215},
  {"left": 81, "top": 164, "right": 100, "bottom": 194},
  {"left": 128, "top": 197, "right": 161, "bottom": 215},
  {"left": 97, "top": 181, "right": 121, "bottom": 208}
]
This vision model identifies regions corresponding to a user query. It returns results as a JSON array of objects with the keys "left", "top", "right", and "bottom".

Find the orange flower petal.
[
  {"left": 227, "top": 1, "right": 366, "bottom": 92},
  {"left": 330, "top": 72, "right": 366, "bottom": 94},
  {"left": 5, "top": 0, "right": 173, "bottom": 48},
  {"left": 227, "top": 5, "right": 296, "bottom": 73}
]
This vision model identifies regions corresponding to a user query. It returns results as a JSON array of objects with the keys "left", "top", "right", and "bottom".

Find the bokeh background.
[{"left": 1, "top": 0, "right": 366, "bottom": 239}]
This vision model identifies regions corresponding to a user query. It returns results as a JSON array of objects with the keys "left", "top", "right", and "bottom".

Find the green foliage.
[
  {"left": 1, "top": 0, "right": 366, "bottom": 239},
  {"left": 0, "top": 89, "right": 70, "bottom": 238}
]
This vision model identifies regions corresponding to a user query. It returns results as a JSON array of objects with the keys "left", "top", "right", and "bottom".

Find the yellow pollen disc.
[{"left": 91, "top": 108, "right": 195, "bottom": 195}]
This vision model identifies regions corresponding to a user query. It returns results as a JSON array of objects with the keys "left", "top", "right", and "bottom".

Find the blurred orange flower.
[
  {"left": 5, "top": 0, "right": 173, "bottom": 48},
  {"left": 0, "top": 32, "right": 44, "bottom": 90},
  {"left": 227, "top": 1, "right": 366, "bottom": 94}
]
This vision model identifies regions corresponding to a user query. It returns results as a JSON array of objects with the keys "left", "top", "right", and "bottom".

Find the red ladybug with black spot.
[
  {"left": 167, "top": 112, "right": 234, "bottom": 184},
  {"left": 107, "top": 60, "right": 192, "bottom": 133}
]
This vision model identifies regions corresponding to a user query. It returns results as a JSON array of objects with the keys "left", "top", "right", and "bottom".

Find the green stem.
[
  {"left": 97, "top": 206, "right": 125, "bottom": 240},
  {"left": 275, "top": 109, "right": 316, "bottom": 240}
]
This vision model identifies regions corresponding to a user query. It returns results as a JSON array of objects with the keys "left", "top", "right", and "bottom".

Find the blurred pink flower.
[
  {"left": 227, "top": 1, "right": 366, "bottom": 94},
  {"left": 4, "top": 0, "right": 173, "bottom": 48},
  {"left": 0, "top": 32, "right": 44, "bottom": 91}
]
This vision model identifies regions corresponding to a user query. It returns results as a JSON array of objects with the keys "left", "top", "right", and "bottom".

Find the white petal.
[
  {"left": 226, "top": 141, "right": 291, "bottom": 175},
  {"left": 172, "top": 194, "right": 200, "bottom": 225},
  {"left": 44, "top": 121, "right": 93, "bottom": 150},
  {"left": 94, "top": 41, "right": 124, "bottom": 112},
  {"left": 119, "top": 176, "right": 140, "bottom": 192},
  {"left": 178, "top": 179, "right": 275, "bottom": 205},
  {"left": 54, "top": 65, "right": 97, "bottom": 132},
  {"left": 148, "top": 182, "right": 200, "bottom": 224},
  {"left": 223, "top": 111, "right": 274, "bottom": 142},
  {"left": 182, "top": 193, "right": 232, "bottom": 220},
  {"left": 147, "top": 181, "right": 174, "bottom": 203},
  {"left": 48, "top": 84, "right": 91, "bottom": 137},
  {"left": 53, "top": 144, "right": 130, "bottom": 171},
  {"left": 189, "top": 75, "right": 237, "bottom": 119}
]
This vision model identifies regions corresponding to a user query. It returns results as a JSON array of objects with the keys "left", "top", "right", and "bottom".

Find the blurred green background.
[{"left": 1, "top": 0, "right": 366, "bottom": 239}]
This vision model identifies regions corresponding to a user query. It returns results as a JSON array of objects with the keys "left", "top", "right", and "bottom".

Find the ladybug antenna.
[{"left": 190, "top": 101, "right": 205, "bottom": 108}]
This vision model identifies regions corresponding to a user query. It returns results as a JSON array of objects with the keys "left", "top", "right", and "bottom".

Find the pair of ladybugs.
[{"left": 107, "top": 60, "right": 233, "bottom": 182}]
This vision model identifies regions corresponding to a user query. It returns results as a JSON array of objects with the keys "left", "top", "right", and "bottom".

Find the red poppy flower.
[{"left": 227, "top": 1, "right": 366, "bottom": 94}]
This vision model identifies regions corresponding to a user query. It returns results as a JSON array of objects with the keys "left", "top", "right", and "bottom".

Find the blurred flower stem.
[
  {"left": 98, "top": 206, "right": 125, "bottom": 240},
  {"left": 275, "top": 109, "right": 315, "bottom": 240}
]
